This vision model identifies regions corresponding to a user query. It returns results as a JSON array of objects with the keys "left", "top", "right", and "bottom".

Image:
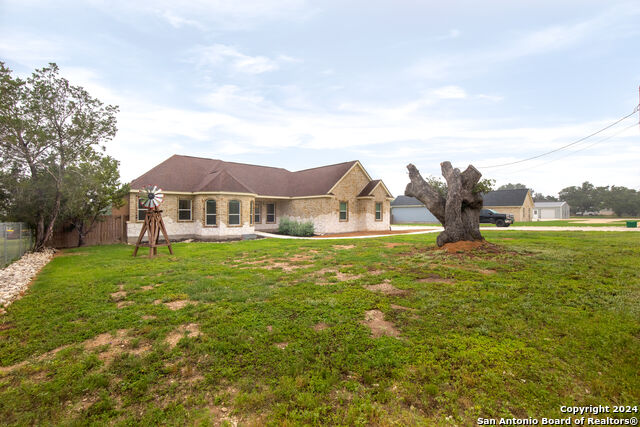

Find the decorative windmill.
[{"left": 133, "top": 185, "right": 173, "bottom": 258}]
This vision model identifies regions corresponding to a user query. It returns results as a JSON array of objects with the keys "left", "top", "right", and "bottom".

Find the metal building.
[
  {"left": 390, "top": 196, "right": 440, "bottom": 224},
  {"left": 533, "top": 201, "right": 570, "bottom": 220}
]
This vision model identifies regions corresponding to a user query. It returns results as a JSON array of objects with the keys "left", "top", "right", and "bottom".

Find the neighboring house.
[
  {"left": 127, "top": 155, "right": 393, "bottom": 242},
  {"left": 533, "top": 201, "right": 570, "bottom": 220},
  {"left": 483, "top": 189, "right": 534, "bottom": 222},
  {"left": 390, "top": 196, "right": 440, "bottom": 224}
]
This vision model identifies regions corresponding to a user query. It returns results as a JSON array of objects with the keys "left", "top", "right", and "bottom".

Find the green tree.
[
  {"left": 0, "top": 62, "right": 118, "bottom": 250},
  {"left": 61, "top": 154, "right": 129, "bottom": 246},
  {"left": 497, "top": 183, "right": 534, "bottom": 194},
  {"left": 606, "top": 186, "right": 640, "bottom": 217},
  {"left": 558, "top": 181, "right": 611, "bottom": 214}
]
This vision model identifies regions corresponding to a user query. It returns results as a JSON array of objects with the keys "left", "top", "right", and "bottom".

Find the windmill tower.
[{"left": 133, "top": 185, "right": 173, "bottom": 258}]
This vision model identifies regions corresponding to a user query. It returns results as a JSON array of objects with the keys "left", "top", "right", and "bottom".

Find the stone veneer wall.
[{"left": 127, "top": 193, "right": 254, "bottom": 243}]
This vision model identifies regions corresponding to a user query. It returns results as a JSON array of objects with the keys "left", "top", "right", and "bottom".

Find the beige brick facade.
[
  {"left": 127, "top": 162, "right": 392, "bottom": 241},
  {"left": 484, "top": 191, "right": 535, "bottom": 222}
]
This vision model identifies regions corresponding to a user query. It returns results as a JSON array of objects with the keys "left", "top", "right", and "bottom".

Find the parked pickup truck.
[{"left": 479, "top": 209, "right": 514, "bottom": 227}]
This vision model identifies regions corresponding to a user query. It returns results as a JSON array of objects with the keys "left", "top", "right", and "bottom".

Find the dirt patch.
[
  {"left": 336, "top": 271, "right": 361, "bottom": 281},
  {"left": 367, "top": 269, "right": 385, "bottom": 276},
  {"left": 274, "top": 342, "right": 288, "bottom": 349},
  {"left": 313, "top": 322, "right": 329, "bottom": 331},
  {"left": 441, "top": 240, "right": 486, "bottom": 253},
  {"left": 140, "top": 285, "right": 155, "bottom": 291},
  {"left": 417, "top": 275, "right": 455, "bottom": 284},
  {"left": 116, "top": 301, "right": 134, "bottom": 309},
  {"left": 332, "top": 244, "right": 355, "bottom": 250},
  {"left": 110, "top": 291, "right": 127, "bottom": 302},
  {"left": 363, "top": 280, "right": 408, "bottom": 295},
  {"left": 362, "top": 310, "right": 400, "bottom": 338},
  {"left": 383, "top": 242, "right": 409, "bottom": 248},
  {"left": 141, "top": 315, "right": 156, "bottom": 320},
  {"left": 165, "top": 323, "right": 201, "bottom": 349},
  {"left": 84, "top": 329, "right": 145, "bottom": 363},
  {"left": 154, "top": 300, "right": 198, "bottom": 310},
  {"left": 266, "top": 325, "right": 273, "bottom": 332},
  {"left": 477, "top": 269, "right": 497, "bottom": 275}
]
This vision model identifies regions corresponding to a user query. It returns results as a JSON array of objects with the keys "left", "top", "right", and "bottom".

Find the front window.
[
  {"left": 178, "top": 199, "right": 192, "bottom": 221},
  {"left": 339, "top": 201, "right": 348, "bottom": 221},
  {"left": 266, "top": 203, "right": 276, "bottom": 223},
  {"left": 206, "top": 200, "right": 217, "bottom": 226},
  {"left": 254, "top": 202, "right": 261, "bottom": 223},
  {"left": 228, "top": 200, "right": 241, "bottom": 225},
  {"left": 137, "top": 197, "right": 146, "bottom": 221},
  {"left": 375, "top": 202, "right": 382, "bottom": 221},
  {"left": 250, "top": 201, "right": 254, "bottom": 225}
]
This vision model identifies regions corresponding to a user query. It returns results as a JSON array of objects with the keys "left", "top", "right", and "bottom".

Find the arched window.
[{"left": 228, "top": 200, "right": 241, "bottom": 225}]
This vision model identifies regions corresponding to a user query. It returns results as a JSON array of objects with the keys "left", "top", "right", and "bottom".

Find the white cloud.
[
  {"left": 432, "top": 85, "right": 467, "bottom": 99},
  {"left": 409, "top": 3, "right": 640, "bottom": 80},
  {"left": 189, "top": 44, "right": 281, "bottom": 74},
  {"left": 0, "top": 33, "right": 65, "bottom": 67},
  {"left": 436, "top": 28, "right": 461, "bottom": 40}
]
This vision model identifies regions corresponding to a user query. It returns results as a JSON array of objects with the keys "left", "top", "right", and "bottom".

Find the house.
[
  {"left": 483, "top": 189, "right": 534, "bottom": 222},
  {"left": 127, "top": 155, "right": 393, "bottom": 242},
  {"left": 390, "top": 196, "right": 440, "bottom": 224},
  {"left": 533, "top": 201, "right": 570, "bottom": 220}
]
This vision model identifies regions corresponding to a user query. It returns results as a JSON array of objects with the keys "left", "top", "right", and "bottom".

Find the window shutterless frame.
[
  {"left": 375, "top": 202, "right": 382, "bottom": 221},
  {"left": 137, "top": 197, "right": 146, "bottom": 221},
  {"left": 250, "top": 201, "right": 254, "bottom": 225},
  {"left": 339, "top": 201, "right": 348, "bottom": 221},
  {"left": 205, "top": 199, "right": 217, "bottom": 226},
  {"left": 228, "top": 200, "right": 241, "bottom": 225},
  {"left": 266, "top": 203, "right": 276, "bottom": 223},
  {"left": 178, "top": 199, "right": 192, "bottom": 221},
  {"left": 254, "top": 202, "right": 261, "bottom": 223}
]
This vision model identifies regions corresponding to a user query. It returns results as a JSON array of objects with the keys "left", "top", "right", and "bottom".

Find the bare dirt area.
[
  {"left": 153, "top": 300, "right": 199, "bottom": 310},
  {"left": 416, "top": 275, "right": 455, "bottom": 284},
  {"left": 362, "top": 310, "right": 401, "bottom": 338},
  {"left": 315, "top": 229, "right": 435, "bottom": 238},
  {"left": 165, "top": 323, "right": 201, "bottom": 349},
  {"left": 363, "top": 280, "right": 409, "bottom": 295}
]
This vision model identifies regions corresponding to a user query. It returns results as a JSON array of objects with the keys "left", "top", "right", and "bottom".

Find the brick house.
[{"left": 127, "top": 155, "right": 393, "bottom": 241}]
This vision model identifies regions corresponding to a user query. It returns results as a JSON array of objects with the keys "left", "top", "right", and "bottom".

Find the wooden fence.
[{"left": 49, "top": 215, "right": 128, "bottom": 248}]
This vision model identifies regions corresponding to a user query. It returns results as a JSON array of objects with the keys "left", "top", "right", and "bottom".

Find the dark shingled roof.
[
  {"left": 357, "top": 180, "right": 381, "bottom": 197},
  {"left": 391, "top": 196, "right": 425, "bottom": 206},
  {"left": 482, "top": 189, "right": 530, "bottom": 206},
  {"left": 130, "top": 155, "right": 381, "bottom": 198}
]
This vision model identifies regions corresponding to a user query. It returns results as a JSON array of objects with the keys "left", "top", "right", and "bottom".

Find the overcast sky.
[{"left": 1, "top": 0, "right": 639, "bottom": 196}]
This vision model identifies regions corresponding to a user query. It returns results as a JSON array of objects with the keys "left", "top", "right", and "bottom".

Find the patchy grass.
[{"left": 1, "top": 232, "right": 639, "bottom": 425}]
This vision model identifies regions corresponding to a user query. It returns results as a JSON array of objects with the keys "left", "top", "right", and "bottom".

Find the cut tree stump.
[{"left": 405, "top": 161, "right": 484, "bottom": 247}]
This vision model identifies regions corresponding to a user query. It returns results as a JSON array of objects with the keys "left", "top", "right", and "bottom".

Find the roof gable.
[{"left": 483, "top": 189, "right": 530, "bottom": 206}]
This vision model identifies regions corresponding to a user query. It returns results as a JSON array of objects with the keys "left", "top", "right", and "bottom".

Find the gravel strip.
[{"left": 0, "top": 248, "right": 55, "bottom": 314}]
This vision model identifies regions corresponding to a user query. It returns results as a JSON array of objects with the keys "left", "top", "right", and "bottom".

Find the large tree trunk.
[{"left": 405, "top": 161, "right": 484, "bottom": 247}]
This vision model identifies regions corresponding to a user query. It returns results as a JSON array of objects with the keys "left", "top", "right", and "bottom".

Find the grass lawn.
[
  {"left": 1, "top": 232, "right": 639, "bottom": 425},
  {"left": 398, "top": 220, "right": 637, "bottom": 227}
]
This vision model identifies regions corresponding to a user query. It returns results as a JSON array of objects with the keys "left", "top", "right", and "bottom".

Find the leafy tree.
[
  {"left": 606, "top": 186, "right": 640, "bottom": 217},
  {"left": 533, "top": 193, "right": 559, "bottom": 202},
  {"left": 61, "top": 154, "right": 129, "bottom": 246},
  {"left": 559, "top": 182, "right": 598, "bottom": 214},
  {"left": 497, "top": 183, "right": 534, "bottom": 194},
  {"left": 0, "top": 62, "right": 118, "bottom": 250}
]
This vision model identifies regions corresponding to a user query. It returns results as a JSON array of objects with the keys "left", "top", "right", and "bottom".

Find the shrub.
[{"left": 278, "top": 218, "right": 314, "bottom": 237}]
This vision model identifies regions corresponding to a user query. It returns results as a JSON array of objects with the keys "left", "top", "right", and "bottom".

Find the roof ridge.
[{"left": 293, "top": 160, "right": 358, "bottom": 173}]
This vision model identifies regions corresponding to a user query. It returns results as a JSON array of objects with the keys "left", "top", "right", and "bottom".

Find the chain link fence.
[{"left": 1, "top": 222, "right": 33, "bottom": 268}]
